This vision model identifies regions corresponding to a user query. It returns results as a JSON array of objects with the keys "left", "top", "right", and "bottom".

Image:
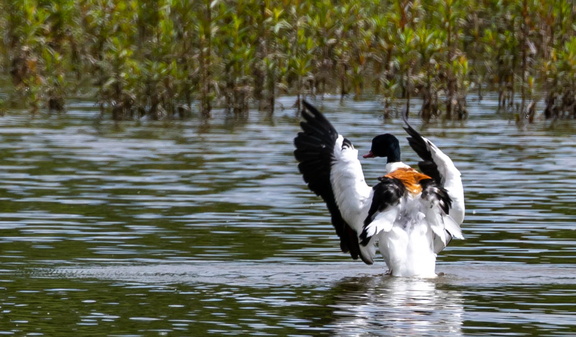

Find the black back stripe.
[{"left": 359, "top": 177, "right": 405, "bottom": 246}]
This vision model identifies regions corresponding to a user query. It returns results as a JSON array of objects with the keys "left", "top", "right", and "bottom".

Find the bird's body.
[{"left": 294, "top": 101, "right": 464, "bottom": 277}]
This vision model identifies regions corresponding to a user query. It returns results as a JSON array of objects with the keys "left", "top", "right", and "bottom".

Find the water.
[{"left": 1, "top": 96, "right": 575, "bottom": 336}]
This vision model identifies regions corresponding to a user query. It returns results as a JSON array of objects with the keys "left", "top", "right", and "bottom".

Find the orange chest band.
[{"left": 384, "top": 168, "right": 432, "bottom": 195}]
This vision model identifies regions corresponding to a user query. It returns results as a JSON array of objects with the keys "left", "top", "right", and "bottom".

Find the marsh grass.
[{"left": 0, "top": 0, "right": 575, "bottom": 121}]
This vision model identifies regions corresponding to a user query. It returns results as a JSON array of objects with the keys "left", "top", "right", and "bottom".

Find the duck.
[{"left": 293, "top": 101, "right": 465, "bottom": 277}]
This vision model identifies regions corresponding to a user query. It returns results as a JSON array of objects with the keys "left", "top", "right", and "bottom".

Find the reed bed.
[{"left": 1, "top": 0, "right": 575, "bottom": 121}]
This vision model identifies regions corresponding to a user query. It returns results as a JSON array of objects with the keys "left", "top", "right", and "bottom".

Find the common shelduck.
[{"left": 294, "top": 101, "right": 465, "bottom": 277}]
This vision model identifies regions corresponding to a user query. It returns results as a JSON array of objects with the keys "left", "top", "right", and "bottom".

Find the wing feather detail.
[
  {"left": 294, "top": 100, "right": 370, "bottom": 263},
  {"left": 359, "top": 177, "right": 405, "bottom": 246},
  {"left": 402, "top": 115, "right": 465, "bottom": 225},
  {"left": 419, "top": 177, "right": 464, "bottom": 252}
]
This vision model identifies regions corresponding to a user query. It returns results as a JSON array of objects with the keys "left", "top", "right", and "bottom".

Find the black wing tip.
[
  {"left": 301, "top": 99, "right": 322, "bottom": 120},
  {"left": 402, "top": 115, "right": 436, "bottom": 165},
  {"left": 298, "top": 100, "right": 335, "bottom": 131},
  {"left": 401, "top": 108, "right": 425, "bottom": 140},
  {"left": 403, "top": 124, "right": 423, "bottom": 142},
  {"left": 302, "top": 99, "right": 315, "bottom": 111}
]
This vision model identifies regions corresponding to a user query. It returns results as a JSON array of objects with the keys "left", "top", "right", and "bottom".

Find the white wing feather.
[
  {"left": 329, "top": 135, "right": 375, "bottom": 262},
  {"left": 424, "top": 139, "right": 465, "bottom": 225},
  {"left": 361, "top": 204, "right": 399, "bottom": 239},
  {"left": 330, "top": 135, "right": 373, "bottom": 228}
]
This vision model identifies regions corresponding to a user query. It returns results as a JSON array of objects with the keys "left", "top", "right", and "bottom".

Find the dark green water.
[{"left": 1, "top": 97, "right": 575, "bottom": 336}]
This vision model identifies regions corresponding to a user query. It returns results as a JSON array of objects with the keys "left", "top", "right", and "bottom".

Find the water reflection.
[
  {"left": 37, "top": 262, "right": 467, "bottom": 336},
  {"left": 328, "top": 276, "right": 463, "bottom": 336}
]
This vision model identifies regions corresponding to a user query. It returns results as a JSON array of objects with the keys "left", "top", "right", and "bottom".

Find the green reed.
[{"left": 1, "top": 0, "right": 575, "bottom": 121}]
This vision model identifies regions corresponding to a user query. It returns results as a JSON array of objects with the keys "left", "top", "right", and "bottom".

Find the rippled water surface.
[{"left": 1, "top": 97, "right": 575, "bottom": 336}]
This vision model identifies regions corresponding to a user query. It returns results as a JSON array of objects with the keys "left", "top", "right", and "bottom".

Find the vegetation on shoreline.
[{"left": 1, "top": 0, "right": 575, "bottom": 122}]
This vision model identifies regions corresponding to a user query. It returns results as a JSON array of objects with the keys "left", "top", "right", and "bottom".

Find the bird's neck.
[
  {"left": 386, "top": 161, "right": 411, "bottom": 173},
  {"left": 386, "top": 148, "right": 401, "bottom": 164}
]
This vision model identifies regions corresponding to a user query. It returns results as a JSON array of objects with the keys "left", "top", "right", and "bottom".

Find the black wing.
[
  {"left": 402, "top": 114, "right": 442, "bottom": 186},
  {"left": 293, "top": 100, "right": 365, "bottom": 263}
]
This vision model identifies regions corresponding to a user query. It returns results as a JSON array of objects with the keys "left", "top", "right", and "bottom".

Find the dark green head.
[{"left": 363, "top": 134, "right": 401, "bottom": 163}]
